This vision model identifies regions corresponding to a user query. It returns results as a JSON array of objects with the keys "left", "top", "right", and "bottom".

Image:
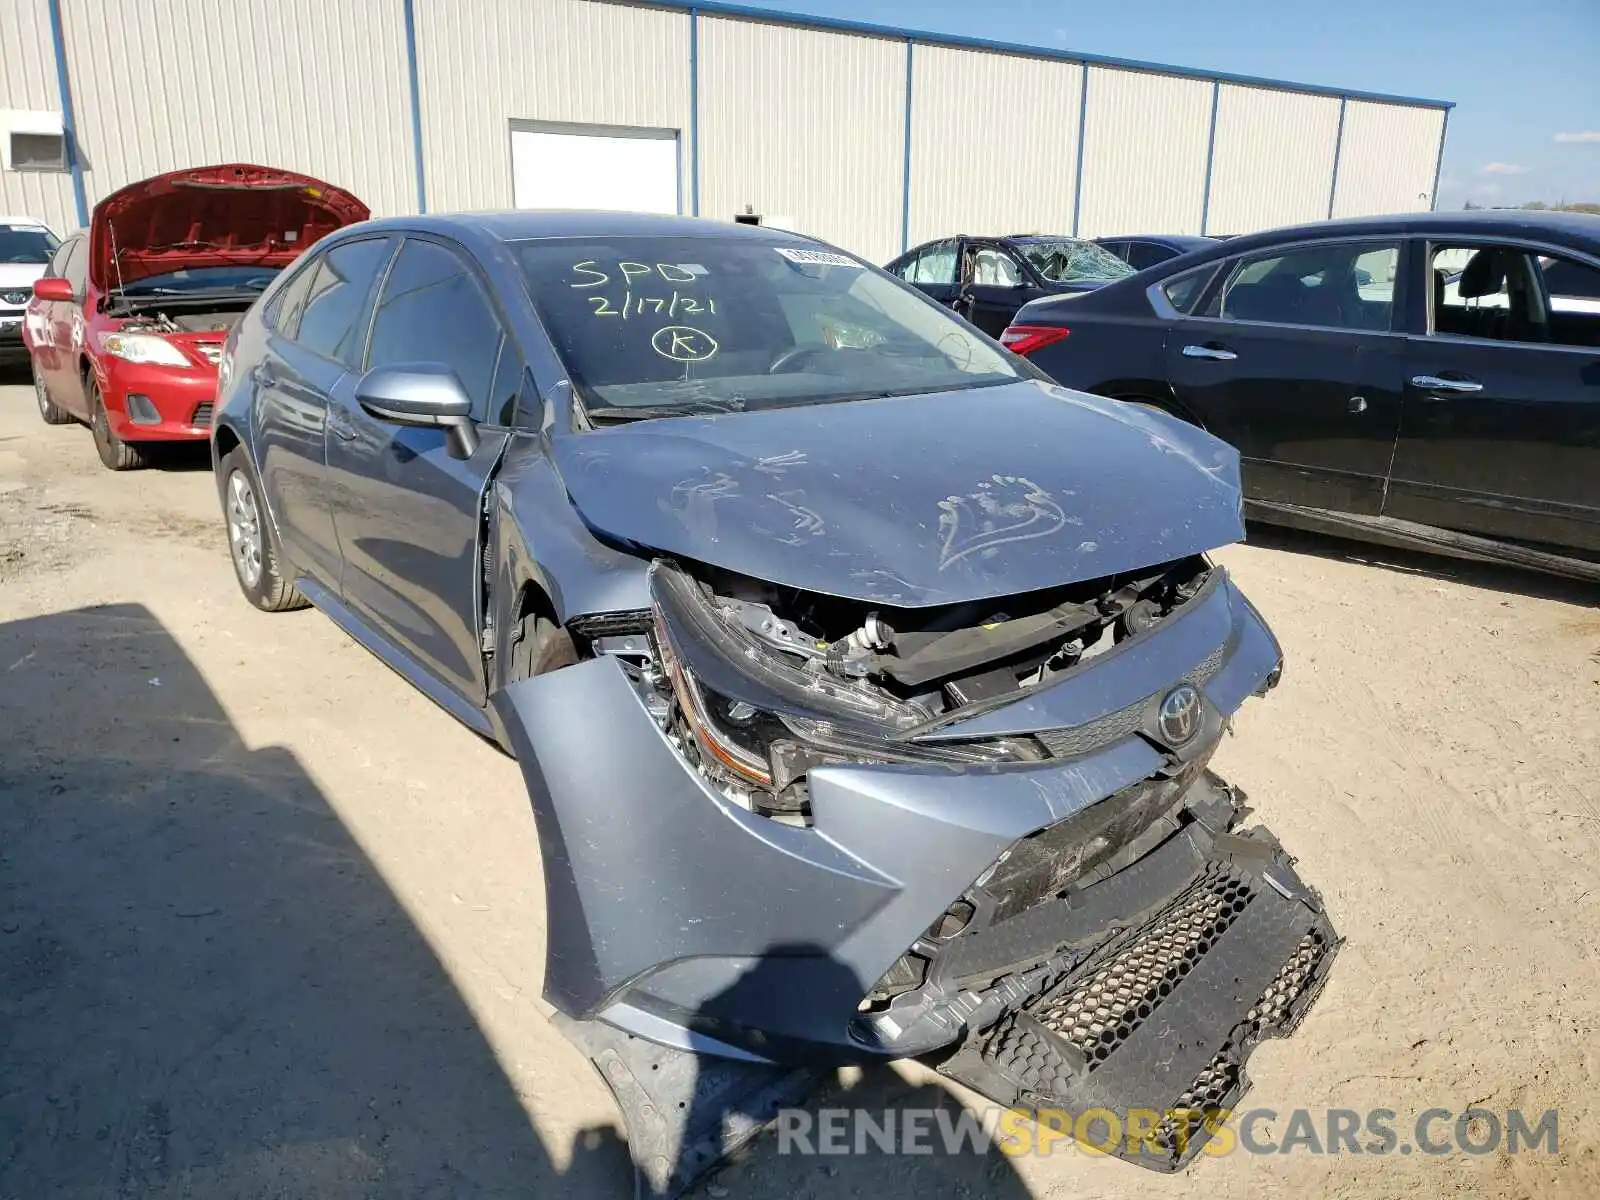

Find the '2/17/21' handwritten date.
[{"left": 568, "top": 260, "right": 718, "bottom": 320}]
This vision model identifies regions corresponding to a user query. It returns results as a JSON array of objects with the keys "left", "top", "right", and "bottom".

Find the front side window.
[
  {"left": 1433, "top": 244, "right": 1600, "bottom": 349},
  {"left": 516, "top": 236, "right": 1022, "bottom": 418},
  {"left": 1209, "top": 240, "right": 1399, "bottom": 332},
  {"left": 46, "top": 236, "right": 77, "bottom": 278},
  {"left": 969, "top": 247, "right": 1023, "bottom": 287},
  {"left": 295, "top": 237, "right": 395, "bottom": 366},
  {"left": 0, "top": 224, "right": 60, "bottom": 264},
  {"left": 367, "top": 239, "right": 505, "bottom": 421},
  {"left": 1015, "top": 239, "right": 1136, "bottom": 285},
  {"left": 901, "top": 239, "right": 959, "bottom": 286}
]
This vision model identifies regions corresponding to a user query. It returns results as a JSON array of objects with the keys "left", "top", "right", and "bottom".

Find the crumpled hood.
[
  {"left": 550, "top": 381, "right": 1244, "bottom": 607},
  {"left": 89, "top": 163, "right": 369, "bottom": 289}
]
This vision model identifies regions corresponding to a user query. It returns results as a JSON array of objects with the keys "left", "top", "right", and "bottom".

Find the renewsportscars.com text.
[{"left": 776, "top": 1105, "right": 1559, "bottom": 1159}]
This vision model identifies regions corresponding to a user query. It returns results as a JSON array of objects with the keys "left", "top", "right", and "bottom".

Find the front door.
[
  {"left": 1387, "top": 241, "right": 1600, "bottom": 554},
  {"left": 959, "top": 242, "right": 1036, "bottom": 338},
  {"left": 324, "top": 236, "right": 517, "bottom": 707},
  {"left": 1165, "top": 237, "right": 1408, "bottom": 515}
]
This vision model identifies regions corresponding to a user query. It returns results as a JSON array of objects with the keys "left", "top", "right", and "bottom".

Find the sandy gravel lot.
[{"left": 1, "top": 376, "right": 1597, "bottom": 1199}]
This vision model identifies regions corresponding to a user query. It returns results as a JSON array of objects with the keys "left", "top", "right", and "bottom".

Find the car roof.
[
  {"left": 1211, "top": 208, "right": 1600, "bottom": 256},
  {"left": 0, "top": 216, "right": 52, "bottom": 229},
  {"left": 347, "top": 209, "right": 819, "bottom": 246},
  {"left": 1093, "top": 234, "right": 1217, "bottom": 247}
]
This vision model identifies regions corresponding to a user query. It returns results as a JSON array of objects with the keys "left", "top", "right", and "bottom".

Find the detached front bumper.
[{"left": 99, "top": 358, "right": 218, "bottom": 441}]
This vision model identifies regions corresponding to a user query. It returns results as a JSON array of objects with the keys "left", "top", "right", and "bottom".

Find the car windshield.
[
  {"left": 1015, "top": 239, "right": 1136, "bottom": 284},
  {"left": 515, "top": 235, "right": 1022, "bottom": 418},
  {"left": 0, "top": 225, "right": 59, "bottom": 264},
  {"left": 117, "top": 265, "right": 283, "bottom": 296}
]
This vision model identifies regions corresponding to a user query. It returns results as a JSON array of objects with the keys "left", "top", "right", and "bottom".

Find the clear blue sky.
[{"left": 736, "top": 0, "right": 1599, "bottom": 209}]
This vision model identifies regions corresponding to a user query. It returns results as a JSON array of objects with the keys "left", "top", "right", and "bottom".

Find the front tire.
[
  {"left": 220, "top": 448, "right": 309, "bottom": 612},
  {"left": 89, "top": 380, "right": 149, "bottom": 471},
  {"left": 34, "top": 363, "right": 74, "bottom": 425}
]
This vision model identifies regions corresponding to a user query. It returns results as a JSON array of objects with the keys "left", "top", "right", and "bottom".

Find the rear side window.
[
  {"left": 268, "top": 258, "right": 319, "bottom": 338},
  {"left": 294, "top": 237, "right": 395, "bottom": 365},
  {"left": 1159, "top": 265, "right": 1215, "bottom": 315},
  {"left": 1208, "top": 240, "right": 1399, "bottom": 332},
  {"left": 366, "top": 239, "right": 505, "bottom": 423}
]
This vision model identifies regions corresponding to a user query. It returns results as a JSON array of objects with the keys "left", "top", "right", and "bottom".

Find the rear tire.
[
  {"left": 34, "top": 362, "right": 74, "bottom": 425},
  {"left": 89, "top": 380, "right": 149, "bottom": 471},
  {"left": 219, "top": 447, "right": 309, "bottom": 612}
]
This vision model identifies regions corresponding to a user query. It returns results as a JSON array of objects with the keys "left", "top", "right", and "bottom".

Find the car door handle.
[
  {"left": 1410, "top": 375, "right": 1483, "bottom": 393},
  {"left": 1182, "top": 344, "right": 1237, "bottom": 361}
]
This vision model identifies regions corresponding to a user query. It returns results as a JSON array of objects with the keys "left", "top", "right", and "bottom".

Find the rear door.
[
  {"left": 1165, "top": 236, "right": 1409, "bottom": 515},
  {"left": 1387, "top": 240, "right": 1600, "bottom": 553},
  {"left": 959, "top": 241, "right": 1038, "bottom": 337},
  {"left": 253, "top": 235, "right": 398, "bottom": 588},
  {"left": 324, "top": 236, "right": 516, "bottom": 707},
  {"left": 890, "top": 238, "right": 961, "bottom": 309}
]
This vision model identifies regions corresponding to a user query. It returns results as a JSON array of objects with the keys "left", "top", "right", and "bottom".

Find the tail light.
[{"left": 1000, "top": 324, "right": 1070, "bottom": 356}]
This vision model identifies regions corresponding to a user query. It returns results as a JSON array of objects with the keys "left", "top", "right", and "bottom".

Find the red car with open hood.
[{"left": 23, "top": 163, "right": 367, "bottom": 469}]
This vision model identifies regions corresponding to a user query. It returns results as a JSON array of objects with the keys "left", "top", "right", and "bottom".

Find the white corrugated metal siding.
[
  {"left": 59, "top": 0, "right": 415, "bottom": 217},
  {"left": 1332, "top": 100, "right": 1446, "bottom": 217},
  {"left": 0, "top": 0, "right": 78, "bottom": 233},
  {"left": 697, "top": 16, "right": 905, "bottom": 263},
  {"left": 1076, "top": 67, "right": 1212, "bottom": 238},
  {"left": 1206, "top": 84, "right": 1341, "bottom": 235},
  {"left": 414, "top": 0, "right": 691, "bottom": 215},
  {"left": 906, "top": 46, "right": 1081, "bottom": 249}
]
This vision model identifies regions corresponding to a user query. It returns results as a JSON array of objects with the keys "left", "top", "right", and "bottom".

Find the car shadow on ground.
[
  {"left": 0, "top": 603, "right": 635, "bottom": 1196},
  {"left": 1244, "top": 520, "right": 1599, "bottom": 607},
  {"left": 0, "top": 605, "right": 1039, "bottom": 1198}
]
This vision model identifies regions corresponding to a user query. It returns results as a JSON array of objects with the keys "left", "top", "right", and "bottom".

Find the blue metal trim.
[
  {"left": 1071, "top": 67, "right": 1090, "bottom": 236},
  {"left": 402, "top": 0, "right": 427, "bottom": 213},
  {"left": 900, "top": 39, "right": 914, "bottom": 252},
  {"left": 690, "top": 8, "right": 701, "bottom": 216},
  {"left": 45, "top": 0, "right": 88, "bottom": 228},
  {"left": 1327, "top": 96, "right": 1347, "bottom": 219},
  {"left": 1429, "top": 108, "right": 1451, "bottom": 211},
  {"left": 617, "top": 0, "right": 1454, "bottom": 110},
  {"left": 1199, "top": 80, "right": 1219, "bottom": 235}
]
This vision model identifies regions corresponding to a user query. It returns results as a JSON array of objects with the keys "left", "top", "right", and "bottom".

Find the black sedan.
[
  {"left": 885, "top": 233, "right": 1134, "bottom": 337},
  {"left": 1005, "top": 209, "right": 1600, "bottom": 583},
  {"left": 1094, "top": 233, "right": 1217, "bottom": 270}
]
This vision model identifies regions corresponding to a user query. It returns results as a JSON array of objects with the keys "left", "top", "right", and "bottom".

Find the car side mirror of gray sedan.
[{"left": 355, "top": 364, "right": 480, "bottom": 459}]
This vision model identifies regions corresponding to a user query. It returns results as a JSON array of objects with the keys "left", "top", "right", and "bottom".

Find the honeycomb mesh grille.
[
  {"left": 1032, "top": 864, "right": 1253, "bottom": 1068},
  {"left": 1154, "top": 928, "right": 1333, "bottom": 1155}
]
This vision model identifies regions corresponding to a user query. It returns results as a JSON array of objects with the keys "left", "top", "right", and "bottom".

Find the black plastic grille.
[
  {"left": 1154, "top": 927, "right": 1332, "bottom": 1155},
  {"left": 191, "top": 401, "right": 213, "bottom": 427},
  {"left": 1032, "top": 863, "right": 1253, "bottom": 1066}
]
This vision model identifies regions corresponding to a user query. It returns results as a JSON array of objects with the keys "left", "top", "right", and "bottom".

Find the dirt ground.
[{"left": 1, "top": 375, "right": 1597, "bottom": 1199}]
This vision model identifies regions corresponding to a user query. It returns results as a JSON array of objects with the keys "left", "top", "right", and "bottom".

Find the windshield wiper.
[{"left": 583, "top": 404, "right": 741, "bottom": 423}]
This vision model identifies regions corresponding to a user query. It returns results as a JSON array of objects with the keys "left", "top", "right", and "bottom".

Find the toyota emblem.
[{"left": 1157, "top": 684, "right": 1202, "bottom": 745}]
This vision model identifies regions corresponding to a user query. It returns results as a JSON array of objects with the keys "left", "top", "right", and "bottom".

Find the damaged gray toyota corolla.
[{"left": 212, "top": 212, "right": 1338, "bottom": 1193}]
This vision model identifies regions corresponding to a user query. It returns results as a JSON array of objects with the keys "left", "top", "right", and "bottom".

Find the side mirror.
[
  {"left": 355, "top": 363, "right": 480, "bottom": 459},
  {"left": 32, "top": 277, "right": 73, "bottom": 303}
]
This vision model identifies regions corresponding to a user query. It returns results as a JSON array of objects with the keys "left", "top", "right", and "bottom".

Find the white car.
[{"left": 1, "top": 216, "right": 63, "bottom": 364}]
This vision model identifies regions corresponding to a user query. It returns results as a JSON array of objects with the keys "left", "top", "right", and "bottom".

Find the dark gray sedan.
[{"left": 211, "top": 211, "right": 1337, "bottom": 1190}]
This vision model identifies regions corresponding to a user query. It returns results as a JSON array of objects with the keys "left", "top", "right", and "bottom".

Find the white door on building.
[{"left": 510, "top": 123, "right": 680, "bottom": 214}]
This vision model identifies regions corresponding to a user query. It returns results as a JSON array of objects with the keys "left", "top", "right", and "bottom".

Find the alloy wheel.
[{"left": 227, "top": 470, "right": 264, "bottom": 589}]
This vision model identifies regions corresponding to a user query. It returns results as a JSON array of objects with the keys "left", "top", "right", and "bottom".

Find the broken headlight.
[{"left": 650, "top": 563, "right": 1038, "bottom": 816}]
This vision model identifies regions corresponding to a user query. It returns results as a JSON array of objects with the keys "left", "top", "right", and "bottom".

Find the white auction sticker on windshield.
[{"left": 775, "top": 247, "right": 861, "bottom": 268}]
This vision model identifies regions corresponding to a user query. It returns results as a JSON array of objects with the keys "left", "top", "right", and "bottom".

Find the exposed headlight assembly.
[
  {"left": 99, "top": 332, "right": 191, "bottom": 367},
  {"left": 649, "top": 563, "right": 1038, "bottom": 816}
]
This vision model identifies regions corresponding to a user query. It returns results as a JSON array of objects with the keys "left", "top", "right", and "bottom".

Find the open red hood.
[{"left": 88, "top": 163, "right": 369, "bottom": 290}]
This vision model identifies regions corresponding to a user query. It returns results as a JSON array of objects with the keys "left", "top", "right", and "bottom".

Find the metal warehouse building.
[{"left": 2, "top": 0, "right": 1451, "bottom": 263}]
